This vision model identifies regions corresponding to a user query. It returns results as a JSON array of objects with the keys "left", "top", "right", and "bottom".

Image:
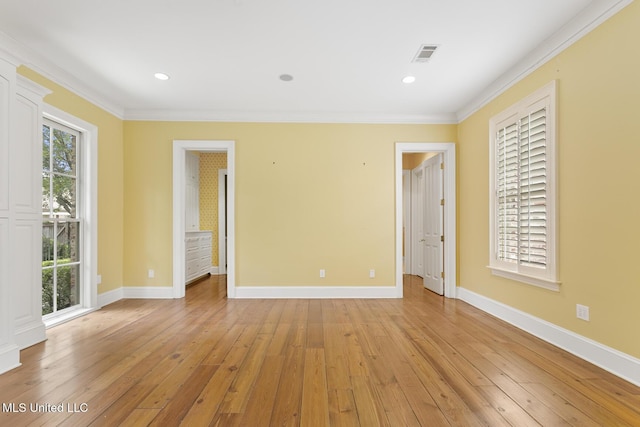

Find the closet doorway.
[{"left": 172, "top": 140, "right": 236, "bottom": 299}]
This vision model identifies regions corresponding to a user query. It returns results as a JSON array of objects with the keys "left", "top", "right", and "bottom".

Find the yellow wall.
[
  {"left": 15, "top": 0, "right": 639, "bottom": 362},
  {"left": 122, "top": 122, "right": 456, "bottom": 288},
  {"left": 17, "top": 67, "right": 124, "bottom": 295},
  {"left": 457, "top": 1, "right": 640, "bottom": 358},
  {"left": 403, "top": 152, "right": 437, "bottom": 170},
  {"left": 199, "top": 152, "right": 227, "bottom": 266}
]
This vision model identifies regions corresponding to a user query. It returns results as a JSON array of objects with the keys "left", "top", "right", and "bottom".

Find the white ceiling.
[{"left": 0, "top": 0, "right": 629, "bottom": 122}]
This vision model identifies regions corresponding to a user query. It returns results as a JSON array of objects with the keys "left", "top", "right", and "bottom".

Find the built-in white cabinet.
[
  {"left": 13, "top": 77, "right": 48, "bottom": 349},
  {"left": 0, "top": 56, "right": 49, "bottom": 375},
  {"left": 185, "top": 231, "right": 212, "bottom": 283},
  {"left": 185, "top": 152, "right": 200, "bottom": 232},
  {"left": 184, "top": 152, "right": 212, "bottom": 284}
]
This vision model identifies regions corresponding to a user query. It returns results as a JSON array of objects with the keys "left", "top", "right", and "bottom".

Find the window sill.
[
  {"left": 44, "top": 307, "right": 98, "bottom": 329},
  {"left": 488, "top": 266, "right": 561, "bottom": 292}
]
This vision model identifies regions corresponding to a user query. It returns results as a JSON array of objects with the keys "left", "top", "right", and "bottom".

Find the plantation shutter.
[
  {"left": 519, "top": 107, "right": 547, "bottom": 268},
  {"left": 496, "top": 122, "right": 519, "bottom": 263},
  {"left": 496, "top": 107, "right": 548, "bottom": 269}
]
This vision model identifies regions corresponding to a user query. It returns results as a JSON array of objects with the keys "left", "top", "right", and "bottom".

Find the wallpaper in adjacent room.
[{"left": 199, "top": 153, "right": 227, "bottom": 269}]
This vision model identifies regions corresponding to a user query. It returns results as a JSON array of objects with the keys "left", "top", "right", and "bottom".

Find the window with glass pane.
[
  {"left": 42, "top": 119, "right": 81, "bottom": 316},
  {"left": 489, "top": 81, "right": 558, "bottom": 290}
]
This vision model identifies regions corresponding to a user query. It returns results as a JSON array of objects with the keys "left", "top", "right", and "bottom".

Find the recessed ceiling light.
[
  {"left": 154, "top": 72, "right": 170, "bottom": 81},
  {"left": 279, "top": 74, "right": 294, "bottom": 82},
  {"left": 402, "top": 76, "right": 416, "bottom": 84}
]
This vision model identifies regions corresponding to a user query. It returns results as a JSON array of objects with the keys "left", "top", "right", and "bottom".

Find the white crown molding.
[
  {"left": 124, "top": 108, "right": 459, "bottom": 125},
  {"left": 457, "top": 287, "right": 640, "bottom": 387},
  {"left": 2, "top": 0, "right": 632, "bottom": 125},
  {"left": 0, "top": 31, "right": 125, "bottom": 119},
  {"left": 456, "top": 0, "right": 633, "bottom": 122}
]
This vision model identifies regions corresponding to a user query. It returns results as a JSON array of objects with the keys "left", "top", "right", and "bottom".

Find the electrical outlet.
[
  {"left": 148, "top": 269, "right": 155, "bottom": 279},
  {"left": 369, "top": 269, "right": 375, "bottom": 278},
  {"left": 96, "top": 275, "right": 102, "bottom": 285},
  {"left": 576, "top": 304, "right": 590, "bottom": 321},
  {"left": 319, "top": 269, "right": 325, "bottom": 278}
]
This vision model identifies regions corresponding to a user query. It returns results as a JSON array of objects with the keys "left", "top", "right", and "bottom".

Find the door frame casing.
[
  {"left": 172, "top": 140, "right": 235, "bottom": 299},
  {"left": 402, "top": 169, "right": 411, "bottom": 274},
  {"left": 218, "top": 169, "right": 227, "bottom": 275},
  {"left": 410, "top": 164, "right": 425, "bottom": 277},
  {"left": 395, "top": 142, "right": 456, "bottom": 298}
]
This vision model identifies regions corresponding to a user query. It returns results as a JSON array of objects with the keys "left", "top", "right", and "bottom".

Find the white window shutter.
[
  {"left": 518, "top": 107, "right": 547, "bottom": 268},
  {"left": 496, "top": 122, "right": 519, "bottom": 263},
  {"left": 489, "top": 80, "right": 558, "bottom": 290}
]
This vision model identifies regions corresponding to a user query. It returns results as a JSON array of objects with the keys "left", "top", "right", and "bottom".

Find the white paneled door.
[
  {"left": 422, "top": 154, "right": 444, "bottom": 295},
  {"left": 411, "top": 166, "right": 425, "bottom": 278}
]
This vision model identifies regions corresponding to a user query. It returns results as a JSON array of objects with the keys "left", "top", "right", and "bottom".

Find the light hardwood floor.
[{"left": 1, "top": 275, "right": 639, "bottom": 426}]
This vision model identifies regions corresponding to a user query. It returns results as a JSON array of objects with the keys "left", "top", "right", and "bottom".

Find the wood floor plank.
[
  {"left": 118, "top": 408, "right": 162, "bottom": 427},
  {"left": 268, "top": 324, "right": 306, "bottom": 426},
  {"left": 323, "top": 323, "right": 351, "bottom": 391},
  {"left": 219, "top": 333, "right": 271, "bottom": 414},
  {"left": 1, "top": 275, "right": 639, "bottom": 427},
  {"left": 300, "top": 348, "right": 330, "bottom": 427},
  {"left": 350, "top": 375, "right": 389, "bottom": 427},
  {"left": 146, "top": 364, "right": 219, "bottom": 427},
  {"left": 328, "top": 388, "right": 361, "bottom": 427},
  {"left": 179, "top": 325, "right": 260, "bottom": 425},
  {"left": 234, "top": 355, "right": 284, "bottom": 427}
]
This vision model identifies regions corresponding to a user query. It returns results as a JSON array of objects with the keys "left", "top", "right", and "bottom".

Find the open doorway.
[
  {"left": 405, "top": 152, "right": 444, "bottom": 295},
  {"left": 172, "top": 140, "right": 236, "bottom": 299},
  {"left": 395, "top": 142, "right": 456, "bottom": 298}
]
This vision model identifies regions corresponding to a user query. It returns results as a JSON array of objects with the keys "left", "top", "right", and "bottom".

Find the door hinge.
[
  {"left": 440, "top": 198, "right": 445, "bottom": 206},
  {"left": 440, "top": 235, "right": 444, "bottom": 242},
  {"left": 440, "top": 162, "right": 444, "bottom": 170},
  {"left": 441, "top": 272, "right": 445, "bottom": 279}
]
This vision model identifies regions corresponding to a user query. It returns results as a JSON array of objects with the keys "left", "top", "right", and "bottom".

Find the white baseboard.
[
  {"left": 234, "top": 286, "right": 400, "bottom": 299},
  {"left": 457, "top": 287, "right": 640, "bottom": 387},
  {"left": 123, "top": 286, "right": 174, "bottom": 299},
  {"left": 98, "top": 286, "right": 174, "bottom": 307},
  {"left": 98, "top": 287, "right": 124, "bottom": 308},
  {"left": 0, "top": 343, "right": 21, "bottom": 375},
  {"left": 210, "top": 266, "right": 220, "bottom": 275},
  {"left": 14, "top": 320, "right": 46, "bottom": 349}
]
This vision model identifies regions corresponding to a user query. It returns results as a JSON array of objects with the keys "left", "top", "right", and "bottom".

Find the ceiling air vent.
[{"left": 412, "top": 45, "right": 438, "bottom": 63}]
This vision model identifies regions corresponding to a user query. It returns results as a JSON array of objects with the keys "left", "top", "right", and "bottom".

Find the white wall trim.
[
  {"left": 218, "top": 169, "right": 227, "bottom": 275},
  {"left": 457, "top": 287, "right": 640, "bottom": 387},
  {"left": 2, "top": 1, "right": 632, "bottom": 126},
  {"left": 14, "top": 321, "right": 46, "bottom": 350},
  {"left": 456, "top": 0, "right": 633, "bottom": 122},
  {"left": 234, "top": 286, "right": 398, "bottom": 299},
  {"left": 44, "top": 307, "right": 98, "bottom": 329},
  {"left": 0, "top": 344, "right": 21, "bottom": 375},
  {"left": 0, "top": 32, "right": 125, "bottom": 119},
  {"left": 402, "top": 169, "right": 411, "bottom": 274},
  {"left": 123, "top": 287, "right": 175, "bottom": 299},
  {"left": 98, "top": 286, "right": 175, "bottom": 305},
  {"left": 395, "top": 143, "right": 456, "bottom": 299},
  {"left": 173, "top": 140, "right": 236, "bottom": 299},
  {"left": 98, "top": 287, "right": 123, "bottom": 308},
  {"left": 124, "top": 109, "right": 458, "bottom": 125}
]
